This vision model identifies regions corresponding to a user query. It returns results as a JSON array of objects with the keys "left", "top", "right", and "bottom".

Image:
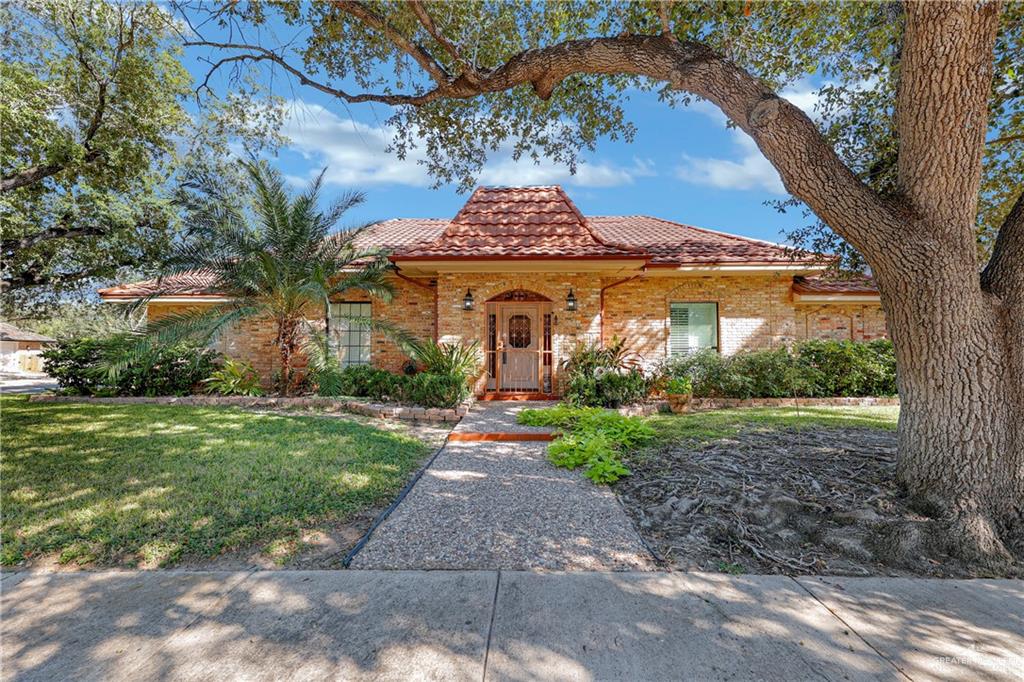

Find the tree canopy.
[
  {"left": 183, "top": 1, "right": 1022, "bottom": 269},
  {"left": 0, "top": 0, "right": 282, "bottom": 315}
]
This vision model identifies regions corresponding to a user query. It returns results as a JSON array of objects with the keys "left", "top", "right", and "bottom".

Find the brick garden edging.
[
  {"left": 27, "top": 394, "right": 472, "bottom": 423},
  {"left": 617, "top": 396, "right": 900, "bottom": 417}
]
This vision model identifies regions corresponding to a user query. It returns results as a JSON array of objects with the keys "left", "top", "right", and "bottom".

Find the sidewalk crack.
[
  {"left": 790, "top": 576, "right": 914, "bottom": 681},
  {"left": 481, "top": 569, "right": 501, "bottom": 682}
]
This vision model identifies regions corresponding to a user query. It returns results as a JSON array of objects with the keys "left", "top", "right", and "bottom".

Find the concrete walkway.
[
  {"left": 2, "top": 570, "right": 1021, "bottom": 681},
  {"left": 351, "top": 402, "right": 655, "bottom": 570}
]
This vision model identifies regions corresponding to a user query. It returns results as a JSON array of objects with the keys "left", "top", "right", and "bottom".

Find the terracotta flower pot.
[{"left": 666, "top": 392, "right": 691, "bottom": 414}]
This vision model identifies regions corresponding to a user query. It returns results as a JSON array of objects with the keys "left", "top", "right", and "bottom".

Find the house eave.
[{"left": 793, "top": 292, "right": 881, "bottom": 304}]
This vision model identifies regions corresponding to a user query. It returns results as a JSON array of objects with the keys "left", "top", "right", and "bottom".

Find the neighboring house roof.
[
  {"left": 0, "top": 323, "right": 55, "bottom": 344},
  {"left": 792, "top": 275, "right": 879, "bottom": 295},
  {"left": 392, "top": 186, "right": 643, "bottom": 259},
  {"left": 98, "top": 270, "right": 223, "bottom": 300}
]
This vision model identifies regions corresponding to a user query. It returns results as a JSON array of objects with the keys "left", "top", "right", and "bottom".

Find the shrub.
[
  {"left": 656, "top": 340, "right": 896, "bottom": 399},
  {"left": 203, "top": 359, "right": 263, "bottom": 396},
  {"left": 561, "top": 338, "right": 650, "bottom": 408},
  {"left": 408, "top": 339, "right": 481, "bottom": 383},
  {"left": 664, "top": 376, "right": 692, "bottom": 395},
  {"left": 518, "top": 406, "right": 654, "bottom": 484},
  {"left": 400, "top": 371, "right": 470, "bottom": 409},
  {"left": 41, "top": 337, "right": 107, "bottom": 395},
  {"left": 42, "top": 336, "right": 218, "bottom": 397}
]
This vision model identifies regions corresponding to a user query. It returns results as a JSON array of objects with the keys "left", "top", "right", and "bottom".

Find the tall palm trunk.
[{"left": 277, "top": 317, "right": 300, "bottom": 397}]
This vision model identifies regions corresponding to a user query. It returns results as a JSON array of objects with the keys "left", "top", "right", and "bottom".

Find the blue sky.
[{"left": 181, "top": 11, "right": 823, "bottom": 245}]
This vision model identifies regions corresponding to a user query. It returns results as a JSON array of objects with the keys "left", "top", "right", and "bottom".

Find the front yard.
[
  {"left": 618, "top": 405, "right": 1018, "bottom": 578},
  {"left": 0, "top": 397, "right": 435, "bottom": 568}
]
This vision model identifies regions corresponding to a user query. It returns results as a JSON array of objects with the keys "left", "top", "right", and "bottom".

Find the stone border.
[
  {"left": 27, "top": 394, "right": 471, "bottom": 423},
  {"left": 618, "top": 396, "right": 900, "bottom": 416}
]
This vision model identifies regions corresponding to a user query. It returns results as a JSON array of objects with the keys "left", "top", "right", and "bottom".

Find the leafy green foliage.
[
  {"left": 519, "top": 406, "right": 654, "bottom": 484},
  {"left": 42, "top": 336, "right": 218, "bottom": 397},
  {"left": 664, "top": 376, "right": 693, "bottom": 395},
  {"left": 324, "top": 364, "right": 469, "bottom": 409},
  {"left": 119, "top": 160, "right": 407, "bottom": 396},
  {"left": 0, "top": 1, "right": 283, "bottom": 313},
  {"left": 657, "top": 341, "right": 897, "bottom": 399},
  {"left": 560, "top": 338, "right": 649, "bottom": 407},
  {"left": 407, "top": 339, "right": 482, "bottom": 383},
  {"left": 203, "top": 359, "right": 263, "bottom": 396}
]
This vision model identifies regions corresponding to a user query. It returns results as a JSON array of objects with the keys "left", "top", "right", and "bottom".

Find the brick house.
[{"left": 99, "top": 186, "right": 886, "bottom": 397}]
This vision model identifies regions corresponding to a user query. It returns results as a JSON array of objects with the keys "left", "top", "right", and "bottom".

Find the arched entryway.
[{"left": 484, "top": 289, "right": 554, "bottom": 394}]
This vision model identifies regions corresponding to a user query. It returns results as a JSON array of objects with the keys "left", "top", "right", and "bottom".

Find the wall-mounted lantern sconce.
[
  {"left": 565, "top": 288, "right": 577, "bottom": 312},
  {"left": 463, "top": 289, "right": 474, "bottom": 311}
]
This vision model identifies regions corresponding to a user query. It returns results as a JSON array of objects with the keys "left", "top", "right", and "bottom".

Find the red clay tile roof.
[
  {"left": 100, "top": 186, "right": 831, "bottom": 299},
  {"left": 792, "top": 275, "right": 879, "bottom": 295},
  {"left": 588, "top": 215, "right": 815, "bottom": 265},
  {"left": 392, "top": 186, "right": 643, "bottom": 259},
  {"left": 97, "top": 270, "right": 222, "bottom": 299}
]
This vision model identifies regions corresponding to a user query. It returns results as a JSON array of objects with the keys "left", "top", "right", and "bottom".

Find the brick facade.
[{"left": 147, "top": 272, "right": 888, "bottom": 394}]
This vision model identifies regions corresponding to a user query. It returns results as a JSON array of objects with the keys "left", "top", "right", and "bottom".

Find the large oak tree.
[{"left": 185, "top": 0, "right": 1023, "bottom": 565}]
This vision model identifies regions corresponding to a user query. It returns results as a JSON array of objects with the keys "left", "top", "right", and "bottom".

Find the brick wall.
[
  {"left": 602, "top": 274, "right": 888, "bottom": 368},
  {"left": 146, "top": 273, "right": 887, "bottom": 391}
]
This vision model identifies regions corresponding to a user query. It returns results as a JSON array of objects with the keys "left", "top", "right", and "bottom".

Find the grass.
[
  {"left": 0, "top": 396, "right": 433, "bottom": 568},
  {"left": 646, "top": 405, "right": 899, "bottom": 446}
]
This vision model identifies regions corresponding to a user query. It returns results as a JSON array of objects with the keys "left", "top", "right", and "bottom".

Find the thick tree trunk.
[{"left": 878, "top": 257, "right": 1024, "bottom": 565}]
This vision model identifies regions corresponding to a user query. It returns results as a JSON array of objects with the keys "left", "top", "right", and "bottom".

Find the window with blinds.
[
  {"left": 329, "top": 302, "right": 372, "bottom": 367},
  {"left": 669, "top": 302, "right": 718, "bottom": 356}
]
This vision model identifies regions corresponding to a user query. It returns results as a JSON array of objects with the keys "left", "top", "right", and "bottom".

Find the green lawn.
[
  {"left": 0, "top": 396, "right": 433, "bottom": 567},
  {"left": 646, "top": 405, "right": 899, "bottom": 444}
]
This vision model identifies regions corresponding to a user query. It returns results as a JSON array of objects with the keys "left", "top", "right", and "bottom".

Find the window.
[
  {"left": 670, "top": 302, "right": 718, "bottom": 356},
  {"left": 329, "top": 302, "right": 372, "bottom": 367},
  {"left": 507, "top": 314, "right": 532, "bottom": 348}
]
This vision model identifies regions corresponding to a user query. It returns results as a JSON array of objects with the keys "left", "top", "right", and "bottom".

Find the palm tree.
[{"left": 121, "top": 160, "right": 409, "bottom": 396}]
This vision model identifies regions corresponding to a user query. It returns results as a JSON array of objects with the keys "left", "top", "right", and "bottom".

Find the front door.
[{"left": 500, "top": 305, "right": 538, "bottom": 391}]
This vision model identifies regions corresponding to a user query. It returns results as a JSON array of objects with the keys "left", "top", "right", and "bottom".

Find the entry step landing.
[{"left": 452, "top": 400, "right": 558, "bottom": 442}]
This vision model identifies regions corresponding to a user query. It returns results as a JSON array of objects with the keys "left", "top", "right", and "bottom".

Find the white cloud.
[
  {"left": 281, "top": 100, "right": 654, "bottom": 190},
  {"left": 281, "top": 101, "right": 433, "bottom": 187},
  {"left": 478, "top": 156, "right": 655, "bottom": 188},
  {"left": 675, "top": 133, "right": 785, "bottom": 194}
]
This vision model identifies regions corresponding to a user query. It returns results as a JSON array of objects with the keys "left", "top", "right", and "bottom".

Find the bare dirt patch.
[{"left": 617, "top": 427, "right": 1022, "bottom": 578}]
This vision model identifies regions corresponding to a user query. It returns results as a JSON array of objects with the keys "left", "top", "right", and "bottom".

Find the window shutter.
[{"left": 670, "top": 303, "right": 690, "bottom": 356}]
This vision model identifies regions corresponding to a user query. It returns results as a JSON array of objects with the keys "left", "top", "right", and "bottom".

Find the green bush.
[
  {"left": 327, "top": 365, "right": 469, "bottom": 408},
  {"left": 408, "top": 339, "right": 481, "bottom": 382},
  {"left": 519, "top": 406, "right": 654, "bottom": 484},
  {"left": 42, "top": 336, "right": 218, "bottom": 397},
  {"left": 561, "top": 339, "right": 650, "bottom": 408},
  {"left": 656, "top": 340, "right": 897, "bottom": 399},
  {"left": 203, "top": 359, "right": 263, "bottom": 396}
]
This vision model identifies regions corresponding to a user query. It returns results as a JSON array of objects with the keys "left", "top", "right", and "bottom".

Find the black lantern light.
[
  {"left": 463, "top": 289, "right": 474, "bottom": 311},
  {"left": 566, "top": 288, "right": 577, "bottom": 312}
]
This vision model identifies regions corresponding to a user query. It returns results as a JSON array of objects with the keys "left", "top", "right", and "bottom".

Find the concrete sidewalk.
[{"left": 2, "top": 570, "right": 1021, "bottom": 681}]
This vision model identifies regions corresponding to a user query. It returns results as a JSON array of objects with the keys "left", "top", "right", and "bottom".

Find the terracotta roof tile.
[
  {"left": 588, "top": 215, "right": 815, "bottom": 265},
  {"left": 792, "top": 275, "right": 879, "bottom": 295},
  {"left": 392, "top": 186, "right": 642, "bottom": 259}
]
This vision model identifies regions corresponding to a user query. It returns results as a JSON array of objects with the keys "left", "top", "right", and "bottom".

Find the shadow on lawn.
[
  {"left": 1, "top": 570, "right": 1020, "bottom": 681},
  {"left": 1, "top": 401, "right": 432, "bottom": 568}
]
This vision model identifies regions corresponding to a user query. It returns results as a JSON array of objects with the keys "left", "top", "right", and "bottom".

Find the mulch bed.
[{"left": 617, "top": 427, "right": 1021, "bottom": 578}]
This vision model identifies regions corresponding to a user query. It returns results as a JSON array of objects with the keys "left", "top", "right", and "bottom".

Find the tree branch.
[
  {"left": 1, "top": 214, "right": 110, "bottom": 253},
  {"left": 190, "top": 32, "right": 902, "bottom": 254},
  {"left": 0, "top": 150, "right": 105, "bottom": 193},
  {"left": 407, "top": 0, "right": 481, "bottom": 84},
  {"left": 981, "top": 189, "right": 1024, "bottom": 302},
  {"left": 330, "top": 1, "right": 450, "bottom": 85}
]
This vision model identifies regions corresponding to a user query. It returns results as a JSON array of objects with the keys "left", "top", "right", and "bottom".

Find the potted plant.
[{"left": 664, "top": 376, "right": 693, "bottom": 414}]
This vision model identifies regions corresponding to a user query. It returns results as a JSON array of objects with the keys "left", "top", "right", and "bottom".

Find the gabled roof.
[
  {"left": 392, "top": 186, "right": 642, "bottom": 259},
  {"left": 0, "top": 322, "right": 55, "bottom": 343}
]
